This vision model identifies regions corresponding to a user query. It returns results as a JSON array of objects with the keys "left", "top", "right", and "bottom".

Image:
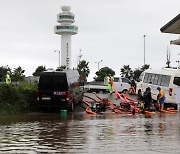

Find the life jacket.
[
  {"left": 6, "top": 74, "right": 11, "bottom": 85},
  {"left": 110, "top": 77, "right": 113, "bottom": 85}
]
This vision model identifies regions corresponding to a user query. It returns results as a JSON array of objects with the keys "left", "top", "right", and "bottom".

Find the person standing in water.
[
  {"left": 107, "top": 75, "right": 114, "bottom": 94},
  {"left": 157, "top": 86, "right": 165, "bottom": 110}
]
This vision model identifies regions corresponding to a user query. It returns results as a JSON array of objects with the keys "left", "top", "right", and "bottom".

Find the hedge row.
[{"left": 0, "top": 83, "right": 38, "bottom": 115}]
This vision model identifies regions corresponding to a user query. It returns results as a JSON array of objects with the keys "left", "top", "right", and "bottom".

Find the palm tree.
[{"left": 120, "top": 65, "right": 133, "bottom": 79}]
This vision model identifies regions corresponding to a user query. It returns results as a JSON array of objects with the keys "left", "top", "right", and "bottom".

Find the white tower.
[{"left": 54, "top": 6, "right": 78, "bottom": 69}]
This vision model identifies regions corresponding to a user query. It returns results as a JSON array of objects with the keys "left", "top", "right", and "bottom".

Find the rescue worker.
[
  {"left": 130, "top": 79, "right": 136, "bottom": 94},
  {"left": 143, "top": 87, "right": 153, "bottom": 111},
  {"left": 107, "top": 75, "right": 114, "bottom": 94},
  {"left": 127, "top": 79, "right": 136, "bottom": 94},
  {"left": 5, "top": 72, "right": 11, "bottom": 85},
  {"left": 157, "top": 86, "right": 165, "bottom": 110}
]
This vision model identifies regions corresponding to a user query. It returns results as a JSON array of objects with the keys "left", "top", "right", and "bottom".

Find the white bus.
[{"left": 137, "top": 68, "right": 180, "bottom": 109}]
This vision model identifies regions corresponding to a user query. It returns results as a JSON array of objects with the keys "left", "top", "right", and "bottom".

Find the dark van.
[{"left": 37, "top": 69, "right": 84, "bottom": 111}]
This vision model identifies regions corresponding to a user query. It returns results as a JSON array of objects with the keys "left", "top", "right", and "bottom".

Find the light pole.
[
  {"left": 143, "top": 35, "right": 146, "bottom": 65},
  {"left": 54, "top": 50, "right": 61, "bottom": 68},
  {"left": 95, "top": 60, "right": 103, "bottom": 71}
]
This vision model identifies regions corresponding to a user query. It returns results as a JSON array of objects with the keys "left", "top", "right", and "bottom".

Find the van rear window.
[
  {"left": 38, "top": 74, "right": 68, "bottom": 91},
  {"left": 173, "top": 77, "right": 180, "bottom": 86}
]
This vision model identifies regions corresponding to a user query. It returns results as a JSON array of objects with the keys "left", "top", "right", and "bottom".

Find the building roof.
[
  {"left": 170, "top": 38, "right": 180, "bottom": 45},
  {"left": 160, "top": 14, "right": 180, "bottom": 34}
]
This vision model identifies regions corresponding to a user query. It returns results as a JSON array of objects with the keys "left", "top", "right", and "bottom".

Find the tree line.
[
  {"left": 0, "top": 62, "right": 149, "bottom": 115},
  {"left": 0, "top": 62, "right": 149, "bottom": 83},
  {"left": 92, "top": 64, "right": 150, "bottom": 82}
]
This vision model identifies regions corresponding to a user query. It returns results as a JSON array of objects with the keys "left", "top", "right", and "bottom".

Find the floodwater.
[{"left": 0, "top": 93, "right": 180, "bottom": 154}]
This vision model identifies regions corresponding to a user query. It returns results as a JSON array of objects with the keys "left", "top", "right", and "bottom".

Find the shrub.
[{"left": 0, "top": 82, "right": 38, "bottom": 115}]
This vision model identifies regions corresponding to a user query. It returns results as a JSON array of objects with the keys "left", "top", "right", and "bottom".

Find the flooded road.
[{"left": 0, "top": 93, "right": 180, "bottom": 154}]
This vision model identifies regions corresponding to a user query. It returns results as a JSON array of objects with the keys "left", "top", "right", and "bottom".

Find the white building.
[
  {"left": 160, "top": 13, "right": 180, "bottom": 45},
  {"left": 54, "top": 6, "right": 78, "bottom": 69}
]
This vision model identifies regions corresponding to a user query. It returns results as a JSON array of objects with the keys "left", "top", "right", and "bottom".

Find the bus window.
[
  {"left": 154, "top": 74, "right": 159, "bottom": 85},
  {"left": 160, "top": 75, "right": 166, "bottom": 86},
  {"left": 164, "top": 75, "right": 170, "bottom": 87},
  {"left": 157, "top": 75, "right": 163, "bottom": 85},
  {"left": 151, "top": 74, "right": 155, "bottom": 84},
  {"left": 143, "top": 73, "right": 149, "bottom": 83},
  {"left": 173, "top": 77, "right": 180, "bottom": 86},
  {"left": 147, "top": 73, "right": 152, "bottom": 83}
]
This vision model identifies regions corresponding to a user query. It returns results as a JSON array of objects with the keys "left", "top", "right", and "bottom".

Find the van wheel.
[
  {"left": 99, "top": 91, "right": 104, "bottom": 94},
  {"left": 122, "top": 89, "right": 127, "bottom": 94}
]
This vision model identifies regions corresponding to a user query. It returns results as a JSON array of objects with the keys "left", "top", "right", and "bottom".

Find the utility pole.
[{"left": 143, "top": 35, "right": 146, "bottom": 65}]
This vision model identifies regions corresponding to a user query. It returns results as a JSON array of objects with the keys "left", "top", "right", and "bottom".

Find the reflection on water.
[{"left": 0, "top": 112, "right": 180, "bottom": 153}]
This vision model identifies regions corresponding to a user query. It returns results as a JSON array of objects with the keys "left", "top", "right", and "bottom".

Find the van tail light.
[
  {"left": 66, "top": 91, "right": 70, "bottom": 101},
  {"left": 169, "top": 88, "right": 173, "bottom": 96}
]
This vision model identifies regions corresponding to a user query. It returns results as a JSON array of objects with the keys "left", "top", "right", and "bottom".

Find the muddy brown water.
[{"left": 0, "top": 93, "right": 180, "bottom": 154}]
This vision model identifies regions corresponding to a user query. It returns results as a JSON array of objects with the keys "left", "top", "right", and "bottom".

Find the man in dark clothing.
[
  {"left": 130, "top": 79, "right": 136, "bottom": 93},
  {"left": 143, "top": 87, "right": 152, "bottom": 111},
  {"left": 127, "top": 79, "right": 136, "bottom": 94}
]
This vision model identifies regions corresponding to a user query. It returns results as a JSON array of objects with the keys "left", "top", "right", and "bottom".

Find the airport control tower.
[{"left": 54, "top": 6, "right": 78, "bottom": 69}]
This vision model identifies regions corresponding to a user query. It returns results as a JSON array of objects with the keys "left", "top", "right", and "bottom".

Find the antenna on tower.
[
  {"left": 77, "top": 49, "right": 83, "bottom": 66},
  {"left": 166, "top": 46, "right": 171, "bottom": 68},
  {"left": 79, "top": 49, "right": 82, "bottom": 61}
]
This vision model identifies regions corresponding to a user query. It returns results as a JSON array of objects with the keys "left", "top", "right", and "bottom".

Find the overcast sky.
[{"left": 0, "top": 0, "right": 180, "bottom": 81}]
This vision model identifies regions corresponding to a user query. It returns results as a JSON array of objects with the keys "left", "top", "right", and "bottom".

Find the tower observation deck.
[{"left": 54, "top": 6, "right": 78, "bottom": 69}]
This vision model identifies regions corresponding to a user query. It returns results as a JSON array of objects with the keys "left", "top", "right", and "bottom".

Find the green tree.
[
  {"left": 0, "top": 66, "right": 11, "bottom": 82},
  {"left": 33, "top": 65, "right": 47, "bottom": 76},
  {"left": 94, "top": 67, "right": 115, "bottom": 81},
  {"left": 120, "top": 65, "right": 133, "bottom": 79},
  {"left": 11, "top": 66, "right": 25, "bottom": 82},
  {"left": 77, "top": 60, "right": 90, "bottom": 81}
]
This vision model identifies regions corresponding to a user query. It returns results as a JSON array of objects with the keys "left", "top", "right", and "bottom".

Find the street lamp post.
[
  {"left": 95, "top": 60, "right": 103, "bottom": 71},
  {"left": 54, "top": 50, "right": 61, "bottom": 68},
  {"left": 143, "top": 35, "right": 146, "bottom": 65}
]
